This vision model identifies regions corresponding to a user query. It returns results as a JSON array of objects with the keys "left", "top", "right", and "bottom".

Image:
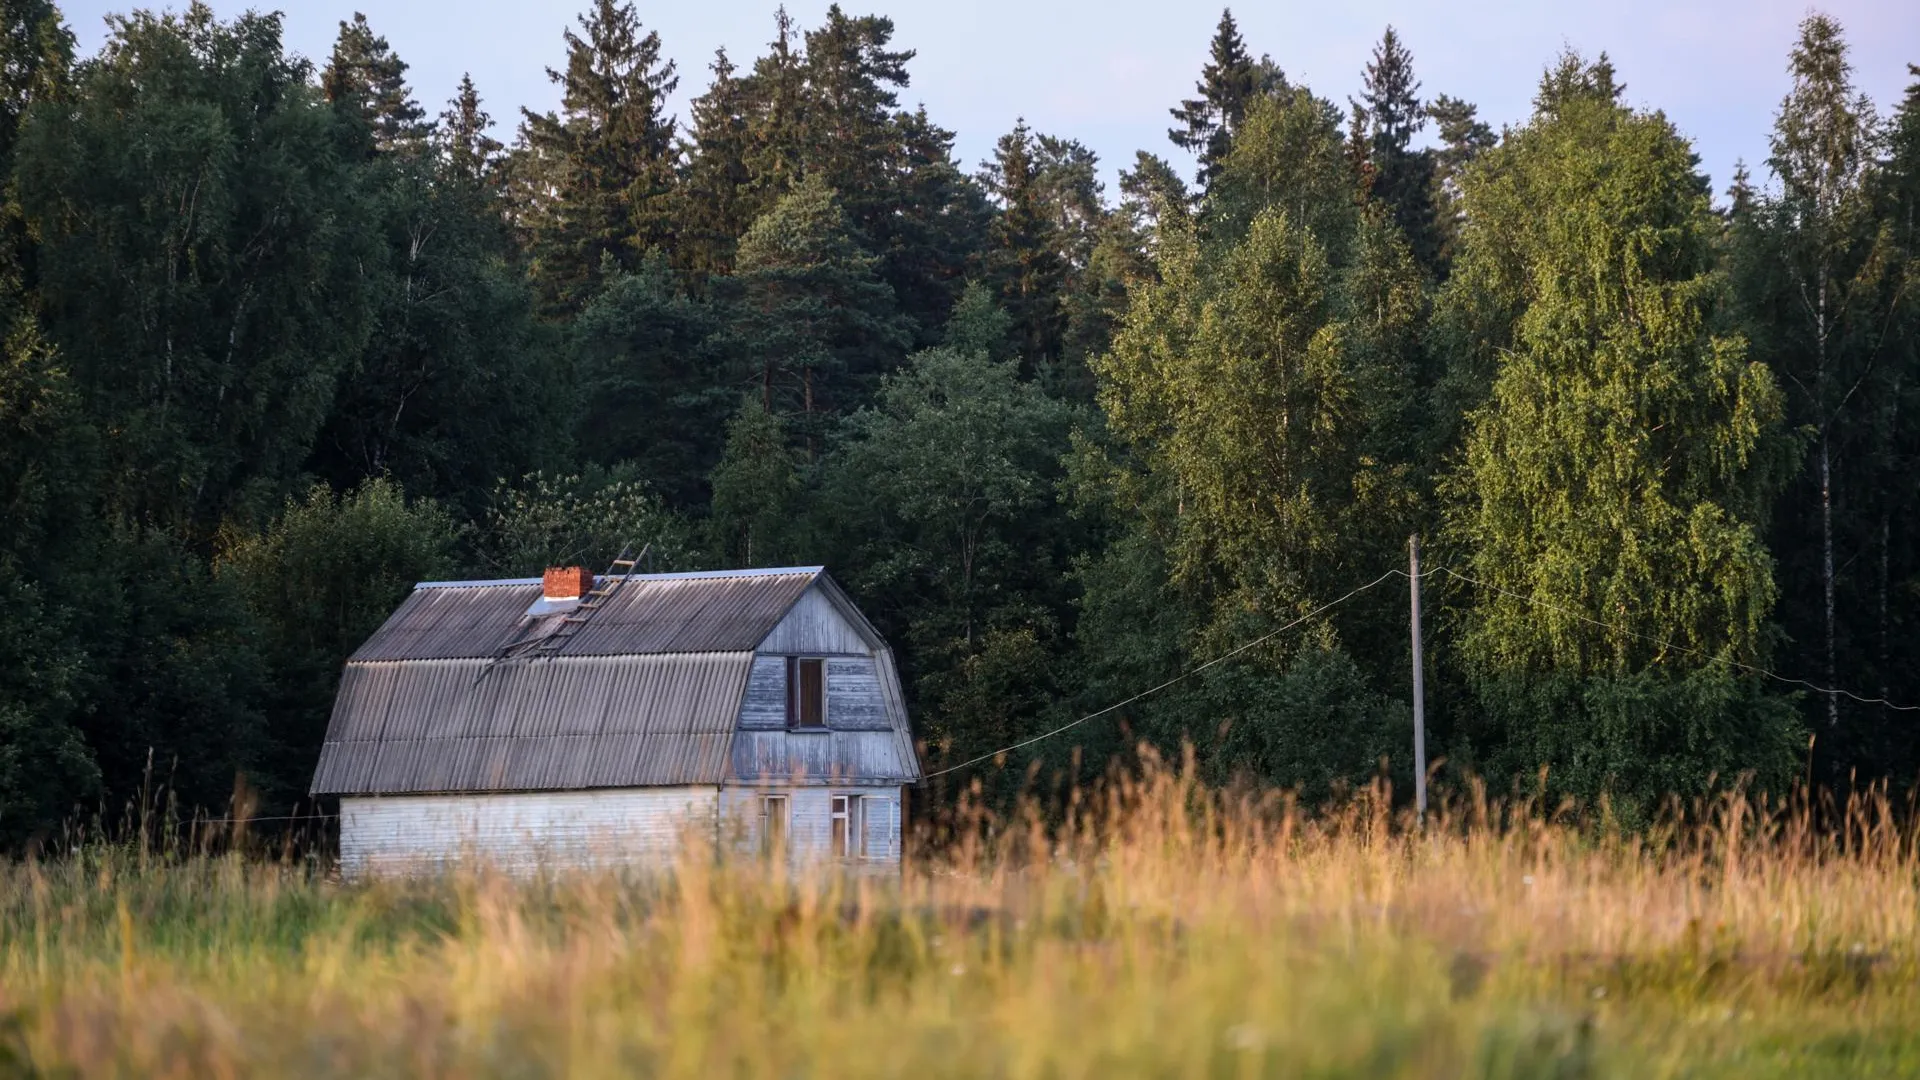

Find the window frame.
[
  {"left": 785, "top": 656, "right": 828, "bottom": 731},
  {"left": 832, "top": 793, "right": 877, "bottom": 859},
  {"left": 830, "top": 793, "right": 853, "bottom": 857},
  {"left": 760, "top": 794, "right": 789, "bottom": 855}
]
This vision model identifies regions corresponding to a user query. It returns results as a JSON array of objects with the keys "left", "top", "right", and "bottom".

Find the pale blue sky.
[{"left": 60, "top": 0, "right": 1920, "bottom": 204}]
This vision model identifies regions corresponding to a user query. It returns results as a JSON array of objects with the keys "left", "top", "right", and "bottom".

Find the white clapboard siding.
[
  {"left": 339, "top": 787, "right": 719, "bottom": 877},
  {"left": 756, "top": 586, "right": 874, "bottom": 655},
  {"left": 718, "top": 785, "right": 903, "bottom": 867}
]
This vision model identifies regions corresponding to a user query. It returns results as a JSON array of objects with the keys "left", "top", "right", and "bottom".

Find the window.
[
  {"left": 760, "top": 795, "right": 789, "bottom": 855},
  {"left": 832, "top": 794, "right": 873, "bottom": 858},
  {"left": 786, "top": 657, "right": 826, "bottom": 730}
]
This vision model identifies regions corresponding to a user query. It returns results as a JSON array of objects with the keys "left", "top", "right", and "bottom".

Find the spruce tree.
[
  {"left": 1357, "top": 27, "right": 1441, "bottom": 273},
  {"left": 674, "top": 49, "right": 757, "bottom": 281},
  {"left": 980, "top": 120, "right": 1067, "bottom": 371},
  {"left": 517, "top": 0, "right": 679, "bottom": 315},
  {"left": 439, "top": 73, "right": 503, "bottom": 188},
  {"left": 1169, "top": 9, "right": 1260, "bottom": 189},
  {"left": 322, "top": 12, "right": 429, "bottom": 156}
]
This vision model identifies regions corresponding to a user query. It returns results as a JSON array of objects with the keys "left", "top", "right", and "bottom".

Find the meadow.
[{"left": 2, "top": 762, "right": 1917, "bottom": 1079}]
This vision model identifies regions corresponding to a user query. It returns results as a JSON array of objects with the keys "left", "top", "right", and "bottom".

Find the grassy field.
[{"left": 2, "top": 765, "right": 1918, "bottom": 1078}]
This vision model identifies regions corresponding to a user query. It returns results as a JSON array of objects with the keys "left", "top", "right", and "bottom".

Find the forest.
[{"left": 0, "top": 0, "right": 1915, "bottom": 845}]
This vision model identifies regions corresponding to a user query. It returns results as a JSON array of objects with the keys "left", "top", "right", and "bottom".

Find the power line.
[
  {"left": 920, "top": 568, "right": 1405, "bottom": 781},
  {"left": 1437, "top": 566, "right": 1920, "bottom": 712}
]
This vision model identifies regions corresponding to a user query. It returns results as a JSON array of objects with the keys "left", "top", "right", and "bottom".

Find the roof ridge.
[{"left": 414, "top": 566, "right": 825, "bottom": 590}]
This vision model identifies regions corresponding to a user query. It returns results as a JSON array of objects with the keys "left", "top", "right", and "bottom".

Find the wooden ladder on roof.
[
  {"left": 475, "top": 542, "right": 650, "bottom": 682},
  {"left": 526, "top": 542, "right": 650, "bottom": 659}
]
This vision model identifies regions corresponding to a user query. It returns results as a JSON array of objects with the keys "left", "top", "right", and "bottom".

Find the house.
[{"left": 309, "top": 565, "right": 920, "bottom": 876}]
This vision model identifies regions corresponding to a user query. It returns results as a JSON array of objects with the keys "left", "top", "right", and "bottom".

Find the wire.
[
  {"left": 1437, "top": 566, "right": 1920, "bottom": 712},
  {"left": 920, "top": 567, "right": 1405, "bottom": 781}
]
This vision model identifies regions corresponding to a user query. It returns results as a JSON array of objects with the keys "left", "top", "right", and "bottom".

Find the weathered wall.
[
  {"left": 718, "top": 786, "right": 903, "bottom": 866},
  {"left": 756, "top": 586, "right": 876, "bottom": 655},
  {"left": 738, "top": 655, "right": 892, "bottom": 732},
  {"left": 338, "top": 787, "right": 719, "bottom": 877},
  {"left": 339, "top": 784, "right": 903, "bottom": 876}
]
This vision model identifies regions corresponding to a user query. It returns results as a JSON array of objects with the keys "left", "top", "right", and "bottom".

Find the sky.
[{"left": 59, "top": 0, "right": 1920, "bottom": 205}]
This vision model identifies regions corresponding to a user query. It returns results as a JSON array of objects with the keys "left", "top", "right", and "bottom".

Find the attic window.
[{"left": 786, "top": 657, "right": 826, "bottom": 730}]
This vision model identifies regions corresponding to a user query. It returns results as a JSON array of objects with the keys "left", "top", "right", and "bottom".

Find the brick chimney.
[{"left": 542, "top": 566, "right": 594, "bottom": 600}]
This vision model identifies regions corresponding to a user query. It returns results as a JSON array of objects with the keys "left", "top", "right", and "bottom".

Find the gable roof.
[{"left": 350, "top": 567, "right": 826, "bottom": 661}]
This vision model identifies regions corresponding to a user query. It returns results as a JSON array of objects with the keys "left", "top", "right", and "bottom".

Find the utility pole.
[{"left": 1409, "top": 534, "right": 1428, "bottom": 823}]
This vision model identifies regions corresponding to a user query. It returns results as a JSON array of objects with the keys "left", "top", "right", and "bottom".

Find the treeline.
[{"left": 0, "top": 0, "right": 1916, "bottom": 843}]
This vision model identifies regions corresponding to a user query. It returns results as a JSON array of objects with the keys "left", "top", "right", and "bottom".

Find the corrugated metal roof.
[
  {"left": 350, "top": 569, "right": 823, "bottom": 662},
  {"left": 312, "top": 653, "right": 753, "bottom": 795}
]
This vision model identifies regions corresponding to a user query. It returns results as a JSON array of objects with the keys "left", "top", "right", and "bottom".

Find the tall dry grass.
[{"left": 3, "top": 756, "right": 1918, "bottom": 1078}]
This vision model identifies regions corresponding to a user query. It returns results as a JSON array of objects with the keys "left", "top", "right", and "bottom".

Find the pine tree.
[
  {"left": 1169, "top": 9, "right": 1261, "bottom": 189},
  {"left": 797, "top": 6, "right": 911, "bottom": 225},
  {"left": 720, "top": 176, "right": 909, "bottom": 450},
  {"left": 322, "top": 12, "right": 429, "bottom": 156},
  {"left": 517, "top": 0, "right": 679, "bottom": 315},
  {"left": 439, "top": 73, "right": 503, "bottom": 188},
  {"left": 1357, "top": 27, "right": 1440, "bottom": 273},
  {"left": 1426, "top": 94, "right": 1495, "bottom": 266}
]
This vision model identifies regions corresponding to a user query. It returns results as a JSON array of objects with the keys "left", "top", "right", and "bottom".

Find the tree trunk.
[
  {"left": 1820, "top": 436, "right": 1837, "bottom": 729},
  {"left": 1818, "top": 274, "right": 1838, "bottom": 730}
]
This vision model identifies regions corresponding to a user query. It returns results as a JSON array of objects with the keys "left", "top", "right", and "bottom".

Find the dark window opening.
[
  {"left": 761, "top": 795, "right": 789, "bottom": 855},
  {"left": 787, "top": 657, "right": 826, "bottom": 730}
]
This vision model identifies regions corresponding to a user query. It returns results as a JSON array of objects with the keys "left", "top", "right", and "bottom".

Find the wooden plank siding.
[
  {"left": 338, "top": 787, "right": 721, "bottom": 876},
  {"left": 756, "top": 587, "right": 878, "bottom": 655},
  {"left": 718, "top": 786, "right": 903, "bottom": 864}
]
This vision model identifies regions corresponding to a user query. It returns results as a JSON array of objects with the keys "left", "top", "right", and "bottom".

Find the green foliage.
[
  {"left": 516, "top": 0, "right": 679, "bottom": 314},
  {"left": 1167, "top": 9, "right": 1267, "bottom": 189},
  {"left": 321, "top": 12, "right": 428, "bottom": 155},
  {"left": 719, "top": 176, "right": 910, "bottom": 445},
  {"left": 1208, "top": 89, "right": 1355, "bottom": 250},
  {"left": 220, "top": 479, "right": 454, "bottom": 803},
  {"left": 825, "top": 340, "right": 1074, "bottom": 650},
  {"left": 76, "top": 528, "right": 271, "bottom": 822},
  {"left": 1474, "top": 670, "right": 1801, "bottom": 816},
  {"left": 572, "top": 254, "right": 727, "bottom": 506},
  {"left": 15, "top": 4, "right": 378, "bottom": 535},
  {"left": 1081, "top": 127, "right": 1422, "bottom": 788},
  {"left": 818, "top": 303, "right": 1079, "bottom": 788},
  {"left": 481, "top": 468, "right": 693, "bottom": 576},
  {"left": 1440, "top": 63, "right": 1797, "bottom": 802},
  {"left": 709, "top": 401, "right": 805, "bottom": 568},
  {"left": 0, "top": 568, "right": 96, "bottom": 847},
  {"left": 1208, "top": 646, "right": 1408, "bottom": 801},
  {"left": 1356, "top": 27, "right": 1441, "bottom": 275},
  {"left": 314, "top": 61, "right": 559, "bottom": 516},
  {"left": 1730, "top": 16, "right": 1914, "bottom": 773},
  {"left": 1, "top": 0, "right": 1915, "bottom": 835}
]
